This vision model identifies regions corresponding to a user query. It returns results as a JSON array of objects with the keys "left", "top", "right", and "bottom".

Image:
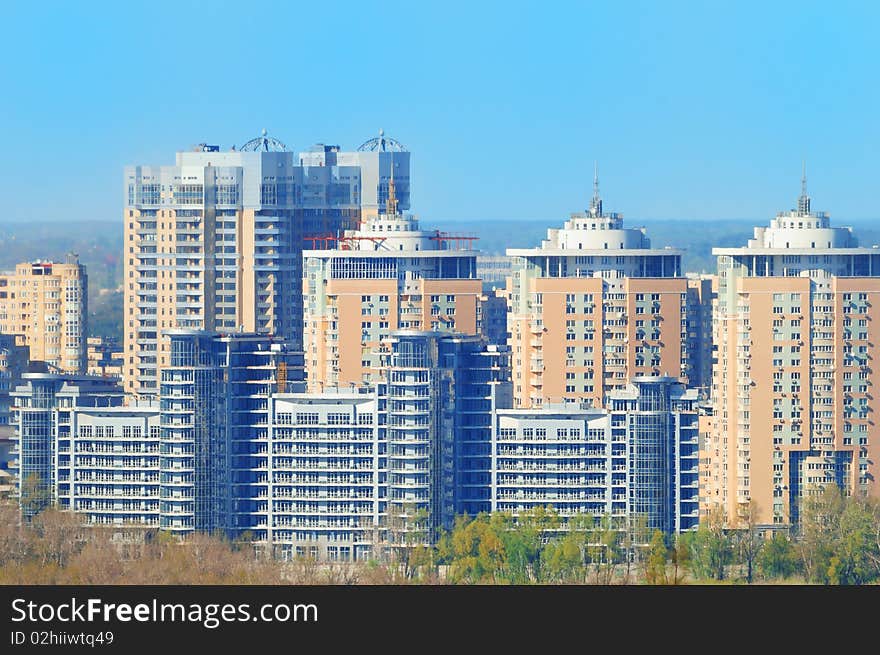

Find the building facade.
[
  {"left": 507, "top": 179, "right": 697, "bottom": 410},
  {"left": 57, "top": 403, "right": 160, "bottom": 528},
  {"left": 0, "top": 257, "right": 88, "bottom": 374},
  {"left": 124, "top": 131, "right": 413, "bottom": 399},
  {"left": 0, "top": 335, "right": 31, "bottom": 473},
  {"left": 477, "top": 286, "right": 508, "bottom": 347},
  {"left": 0, "top": 334, "right": 30, "bottom": 429},
  {"left": 10, "top": 373, "right": 125, "bottom": 519},
  {"left": 13, "top": 336, "right": 704, "bottom": 552},
  {"left": 263, "top": 331, "right": 510, "bottom": 559},
  {"left": 12, "top": 332, "right": 303, "bottom": 530},
  {"left": 493, "top": 376, "right": 700, "bottom": 538},
  {"left": 86, "top": 336, "right": 124, "bottom": 379},
  {"left": 476, "top": 255, "right": 513, "bottom": 286},
  {"left": 159, "top": 330, "right": 303, "bottom": 536},
  {"left": 707, "top": 178, "right": 880, "bottom": 527},
  {"left": 124, "top": 140, "right": 304, "bottom": 398},
  {"left": 686, "top": 275, "right": 717, "bottom": 393},
  {"left": 297, "top": 129, "right": 411, "bottom": 237},
  {"left": 303, "top": 182, "right": 482, "bottom": 390}
]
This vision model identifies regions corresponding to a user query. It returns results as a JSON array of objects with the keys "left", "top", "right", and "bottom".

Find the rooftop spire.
[
  {"left": 797, "top": 160, "right": 811, "bottom": 215},
  {"left": 589, "top": 161, "right": 603, "bottom": 217}
]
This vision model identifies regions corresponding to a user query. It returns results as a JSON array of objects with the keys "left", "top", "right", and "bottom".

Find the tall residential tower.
[
  {"left": 303, "top": 176, "right": 482, "bottom": 390},
  {"left": 125, "top": 131, "right": 413, "bottom": 398},
  {"left": 507, "top": 174, "right": 700, "bottom": 409},
  {"left": 707, "top": 174, "right": 880, "bottom": 527},
  {"left": 124, "top": 137, "right": 303, "bottom": 398},
  {"left": 0, "top": 257, "right": 87, "bottom": 374}
]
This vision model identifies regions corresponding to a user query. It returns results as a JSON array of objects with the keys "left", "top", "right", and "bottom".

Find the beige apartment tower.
[
  {"left": 507, "top": 175, "right": 705, "bottom": 409},
  {"left": 0, "top": 257, "right": 87, "bottom": 373},
  {"left": 124, "top": 141, "right": 303, "bottom": 398},
  {"left": 707, "top": 175, "right": 880, "bottom": 527},
  {"left": 302, "top": 179, "right": 482, "bottom": 390}
]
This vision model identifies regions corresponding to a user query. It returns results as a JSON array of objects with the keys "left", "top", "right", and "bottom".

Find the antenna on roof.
[
  {"left": 589, "top": 161, "right": 603, "bottom": 217},
  {"left": 797, "top": 160, "right": 811, "bottom": 216}
]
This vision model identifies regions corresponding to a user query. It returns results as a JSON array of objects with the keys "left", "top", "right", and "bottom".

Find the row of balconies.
[
  {"left": 74, "top": 474, "right": 159, "bottom": 483},
  {"left": 269, "top": 448, "right": 374, "bottom": 456},
  {"left": 496, "top": 492, "right": 611, "bottom": 501},
  {"left": 76, "top": 503, "right": 159, "bottom": 512},
  {"left": 496, "top": 463, "right": 609, "bottom": 472},
  {"left": 272, "top": 519, "right": 362, "bottom": 528},
  {"left": 272, "top": 476, "right": 374, "bottom": 485},
  {"left": 270, "top": 491, "right": 374, "bottom": 500},
  {"left": 496, "top": 448, "right": 608, "bottom": 457},
  {"left": 271, "top": 507, "right": 374, "bottom": 515},
  {"left": 496, "top": 433, "right": 608, "bottom": 443}
]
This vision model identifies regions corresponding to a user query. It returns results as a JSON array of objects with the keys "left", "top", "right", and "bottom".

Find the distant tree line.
[{"left": 2, "top": 486, "right": 879, "bottom": 584}]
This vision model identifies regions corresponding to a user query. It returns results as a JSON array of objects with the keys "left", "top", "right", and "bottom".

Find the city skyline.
[
  {"left": 6, "top": 9, "right": 880, "bottom": 644},
  {"left": 2, "top": 2, "right": 880, "bottom": 225}
]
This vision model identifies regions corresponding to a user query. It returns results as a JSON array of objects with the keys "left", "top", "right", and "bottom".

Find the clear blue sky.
[{"left": 1, "top": 1, "right": 878, "bottom": 224}]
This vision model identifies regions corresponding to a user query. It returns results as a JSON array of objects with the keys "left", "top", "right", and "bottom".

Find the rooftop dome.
[
  {"left": 357, "top": 128, "right": 407, "bottom": 152},
  {"left": 238, "top": 128, "right": 289, "bottom": 152}
]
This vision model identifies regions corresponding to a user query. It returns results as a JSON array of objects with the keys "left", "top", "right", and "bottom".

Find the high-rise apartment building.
[
  {"left": 11, "top": 375, "right": 160, "bottom": 529},
  {"left": 493, "top": 376, "right": 701, "bottom": 537},
  {"left": 265, "top": 331, "right": 510, "bottom": 559},
  {"left": 124, "top": 139, "right": 304, "bottom": 398},
  {"left": 159, "top": 330, "right": 303, "bottom": 536},
  {"left": 15, "top": 336, "right": 704, "bottom": 552},
  {"left": 0, "top": 257, "right": 87, "bottom": 374},
  {"left": 11, "top": 331, "right": 302, "bottom": 530},
  {"left": 507, "top": 177, "right": 695, "bottom": 409},
  {"left": 302, "top": 181, "right": 482, "bottom": 390},
  {"left": 125, "top": 131, "right": 413, "bottom": 399},
  {"left": 707, "top": 176, "right": 880, "bottom": 527}
]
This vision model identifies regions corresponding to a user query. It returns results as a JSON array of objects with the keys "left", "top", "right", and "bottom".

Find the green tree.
[
  {"left": 644, "top": 530, "right": 669, "bottom": 584},
  {"left": 441, "top": 513, "right": 500, "bottom": 583},
  {"left": 541, "top": 532, "right": 582, "bottom": 583},
  {"left": 757, "top": 532, "right": 799, "bottom": 580},
  {"left": 827, "top": 495, "right": 879, "bottom": 585},
  {"left": 586, "top": 514, "right": 622, "bottom": 584},
  {"left": 668, "top": 534, "right": 690, "bottom": 585},
  {"left": 687, "top": 507, "right": 732, "bottom": 580},
  {"left": 796, "top": 486, "right": 845, "bottom": 584}
]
